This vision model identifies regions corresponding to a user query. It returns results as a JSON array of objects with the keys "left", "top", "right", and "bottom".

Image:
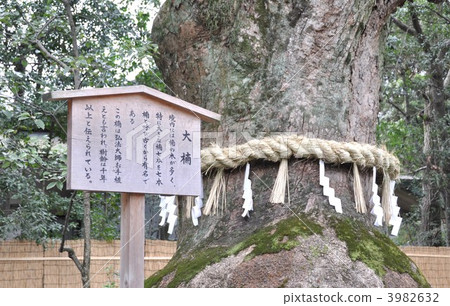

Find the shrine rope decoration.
[
  {"left": 182, "top": 135, "right": 403, "bottom": 236},
  {"left": 200, "top": 135, "right": 400, "bottom": 178}
]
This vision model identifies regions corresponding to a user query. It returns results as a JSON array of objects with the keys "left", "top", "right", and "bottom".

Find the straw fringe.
[
  {"left": 382, "top": 171, "right": 392, "bottom": 224},
  {"left": 185, "top": 196, "right": 194, "bottom": 219},
  {"left": 203, "top": 169, "right": 226, "bottom": 216},
  {"left": 353, "top": 163, "right": 367, "bottom": 213},
  {"left": 270, "top": 159, "right": 289, "bottom": 204}
]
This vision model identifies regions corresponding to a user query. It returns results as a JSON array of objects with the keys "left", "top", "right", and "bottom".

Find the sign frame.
[{"left": 44, "top": 85, "right": 220, "bottom": 288}]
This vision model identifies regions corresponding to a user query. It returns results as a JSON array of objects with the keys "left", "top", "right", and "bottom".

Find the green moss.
[
  {"left": 234, "top": 215, "right": 323, "bottom": 261},
  {"left": 254, "top": 0, "right": 270, "bottom": 39},
  {"left": 331, "top": 217, "right": 430, "bottom": 288},
  {"left": 145, "top": 214, "right": 323, "bottom": 288},
  {"left": 144, "top": 246, "right": 228, "bottom": 288},
  {"left": 198, "top": 0, "right": 238, "bottom": 34},
  {"left": 279, "top": 278, "right": 289, "bottom": 288},
  {"left": 309, "top": 244, "right": 329, "bottom": 259}
]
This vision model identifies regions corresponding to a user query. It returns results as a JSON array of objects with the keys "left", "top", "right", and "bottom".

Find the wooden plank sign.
[
  {"left": 44, "top": 85, "right": 220, "bottom": 196},
  {"left": 44, "top": 85, "right": 220, "bottom": 288}
]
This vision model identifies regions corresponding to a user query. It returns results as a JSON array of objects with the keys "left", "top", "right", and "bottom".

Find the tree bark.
[
  {"left": 148, "top": 0, "right": 429, "bottom": 288},
  {"left": 58, "top": 0, "right": 92, "bottom": 287},
  {"left": 82, "top": 191, "right": 91, "bottom": 287}
]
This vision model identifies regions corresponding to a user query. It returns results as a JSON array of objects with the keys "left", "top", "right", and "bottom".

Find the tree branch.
[
  {"left": 391, "top": 17, "right": 417, "bottom": 36},
  {"left": 385, "top": 98, "right": 409, "bottom": 119},
  {"left": 59, "top": 191, "right": 84, "bottom": 274},
  {"left": 62, "top": 246, "right": 84, "bottom": 273},
  {"left": 33, "top": 39, "right": 69, "bottom": 70},
  {"left": 411, "top": 11, "right": 424, "bottom": 36},
  {"left": 12, "top": 94, "right": 67, "bottom": 134},
  {"left": 35, "top": 15, "right": 59, "bottom": 39},
  {"left": 59, "top": 191, "right": 77, "bottom": 253},
  {"left": 424, "top": 5, "right": 450, "bottom": 24},
  {"left": 82, "top": 191, "right": 91, "bottom": 288},
  {"left": 61, "top": 0, "right": 81, "bottom": 89},
  {"left": 14, "top": 3, "right": 70, "bottom": 71},
  {"left": 444, "top": 69, "right": 450, "bottom": 89}
]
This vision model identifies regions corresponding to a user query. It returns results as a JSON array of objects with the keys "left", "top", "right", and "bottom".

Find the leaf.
[
  {"left": 56, "top": 181, "right": 63, "bottom": 191},
  {"left": 18, "top": 112, "right": 31, "bottom": 121},
  {"left": 34, "top": 119, "right": 45, "bottom": 130},
  {"left": 46, "top": 181, "right": 57, "bottom": 190}
]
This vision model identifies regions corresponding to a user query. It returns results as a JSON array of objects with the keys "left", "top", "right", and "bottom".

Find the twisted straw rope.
[{"left": 201, "top": 135, "right": 400, "bottom": 179}]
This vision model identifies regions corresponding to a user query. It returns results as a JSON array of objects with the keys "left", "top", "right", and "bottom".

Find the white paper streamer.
[
  {"left": 191, "top": 196, "right": 203, "bottom": 226},
  {"left": 242, "top": 163, "right": 253, "bottom": 217},
  {"left": 191, "top": 177, "right": 204, "bottom": 226},
  {"left": 388, "top": 181, "right": 403, "bottom": 236},
  {"left": 158, "top": 196, "right": 177, "bottom": 234},
  {"left": 319, "top": 160, "right": 342, "bottom": 214},
  {"left": 369, "top": 167, "right": 383, "bottom": 226}
]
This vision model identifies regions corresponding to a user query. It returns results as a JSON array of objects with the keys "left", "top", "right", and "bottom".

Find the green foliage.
[
  {"left": 0, "top": 0, "right": 164, "bottom": 242},
  {"left": 103, "top": 265, "right": 119, "bottom": 288},
  {"left": 89, "top": 192, "right": 121, "bottom": 241},
  {"left": 379, "top": 0, "right": 449, "bottom": 245},
  {"left": 0, "top": 135, "right": 68, "bottom": 242},
  {"left": 0, "top": 0, "right": 163, "bottom": 138},
  {"left": 376, "top": 119, "right": 423, "bottom": 169}
]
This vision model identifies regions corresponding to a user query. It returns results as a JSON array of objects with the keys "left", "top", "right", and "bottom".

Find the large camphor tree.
[{"left": 145, "top": 0, "right": 432, "bottom": 288}]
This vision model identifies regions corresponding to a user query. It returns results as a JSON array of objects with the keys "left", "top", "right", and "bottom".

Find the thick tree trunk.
[{"left": 147, "top": 0, "right": 428, "bottom": 288}]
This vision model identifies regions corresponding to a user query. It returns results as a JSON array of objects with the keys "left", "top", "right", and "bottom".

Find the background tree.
[
  {"left": 0, "top": 0, "right": 162, "bottom": 287},
  {"left": 146, "top": 0, "right": 430, "bottom": 288},
  {"left": 379, "top": 0, "right": 449, "bottom": 246}
]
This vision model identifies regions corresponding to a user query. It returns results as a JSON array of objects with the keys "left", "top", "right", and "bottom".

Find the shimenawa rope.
[
  {"left": 200, "top": 134, "right": 400, "bottom": 179},
  {"left": 198, "top": 134, "right": 400, "bottom": 221}
]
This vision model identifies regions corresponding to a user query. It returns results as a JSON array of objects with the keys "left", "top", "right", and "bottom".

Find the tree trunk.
[
  {"left": 82, "top": 191, "right": 91, "bottom": 287},
  {"left": 147, "top": 0, "right": 428, "bottom": 288},
  {"left": 412, "top": 5, "right": 448, "bottom": 246}
]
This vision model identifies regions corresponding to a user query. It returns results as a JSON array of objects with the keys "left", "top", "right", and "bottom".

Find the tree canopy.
[
  {"left": 379, "top": 0, "right": 449, "bottom": 246},
  {"left": 0, "top": 0, "right": 163, "bottom": 242}
]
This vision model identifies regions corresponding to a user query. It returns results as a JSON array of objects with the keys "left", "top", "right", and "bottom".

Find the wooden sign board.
[{"left": 45, "top": 86, "right": 220, "bottom": 196}]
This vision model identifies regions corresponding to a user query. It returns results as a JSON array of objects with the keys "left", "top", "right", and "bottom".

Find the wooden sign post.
[{"left": 44, "top": 85, "right": 220, "bottom": 288}]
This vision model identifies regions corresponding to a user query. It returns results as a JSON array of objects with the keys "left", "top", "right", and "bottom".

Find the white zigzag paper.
[
  {"left": 319, "top": 160, "right": 342, "bottom": 213},
  {"left": 159, "top": 196, "right": 177, "bottom": 234},
  {"left": 369, "top": 167, "right": 383, "bottom": 226},
  {"left": 191, "top": 196, "right": 203, "bottom": 226},
  {"left": 242, "top": 163, "right": 253, "bottom": 217},
  {"left": 388, "top": 181, "right": 402, "bottom": 236},
  {"left": 191, "top": 178, "right": 204, "bottom": 226}
]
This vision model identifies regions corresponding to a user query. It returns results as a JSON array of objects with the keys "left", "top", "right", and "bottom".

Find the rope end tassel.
[
  {"left": 382, "top": 171, "right": 392, "bottom": 225},
  {"left": 353, "top": 163, "right": 367, "bottom": 214},
  {"left": 203, "top": 168, "right": 226, "bottom": 216},
  {"left": 185, "top": 196, "right": 194, "bottom": 219},
  {"left": 270, "top": 158, "right": 289, "bottom": 204}
]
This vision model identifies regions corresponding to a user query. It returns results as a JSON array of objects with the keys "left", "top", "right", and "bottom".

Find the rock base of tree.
[{"left": 145, "top": 212, "right": 428, "bottom": 288}]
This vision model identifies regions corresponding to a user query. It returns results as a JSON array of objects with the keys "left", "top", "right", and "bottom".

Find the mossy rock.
[
  {"left": 330, "top": 217, "right": 430, "bottom": 288},
  {"left": 145, "top": 214, "right": 322, "bottom": 288}
]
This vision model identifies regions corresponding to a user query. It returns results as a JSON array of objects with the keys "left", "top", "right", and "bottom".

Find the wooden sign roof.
[{"left": 43, "top": 85, "right": 221, "bottom": 123}]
